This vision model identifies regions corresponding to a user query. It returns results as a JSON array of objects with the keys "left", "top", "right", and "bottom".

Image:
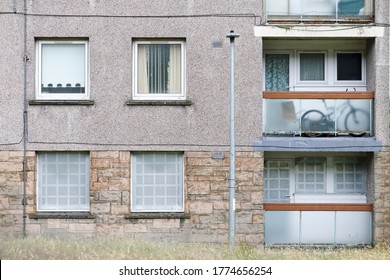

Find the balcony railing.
[
  {"left": 265, "top": 0, "right": 374, "bottom": 23},
  {"left": 263, "top": 91, "right": 374, "bottom": 136}
]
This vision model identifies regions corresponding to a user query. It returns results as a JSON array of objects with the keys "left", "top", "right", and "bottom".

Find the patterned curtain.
[
  {"left": 300, "top": 53, "right": 325, "bottom": 81},
  {"left": 265, "top": 54, "right": 289, "bottom": 91}
]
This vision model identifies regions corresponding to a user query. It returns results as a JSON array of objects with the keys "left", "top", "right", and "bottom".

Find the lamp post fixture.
[{"left": 226, "top": 30, "right": 239, "bottom": 247}]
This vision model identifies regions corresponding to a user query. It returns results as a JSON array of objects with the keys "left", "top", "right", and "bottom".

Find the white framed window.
[
  {"left": 335, "top": 51, "right": 364, "bottom": 82},
  {"left": 37, "top": 152, "right": 90, "bottom": 211},
  {"left": 133, "top": 40, "right": 186, "bottom": 100},
  {"left": 264, "top": 52, "right": 293, "bottom": 91},
  {"left": 263, "top": 40, "right": 366, "bottom": 91},
  {"left": 295, "top": 157, "right": 326, "bottom": 194},
  {"left": 264, "top": 160, "right": 292, "bottom": 202},
  {"left": 131, "top": 152, "right": 184, "bottom": 212},
  {"left": 36, "top": 40, "right": 89, "bottom": 100},
  {"left": 298, "top": 52, "right": 327, "bottom": 82},
  {"left": 334, "top": 157, "right": 365, "bottom": 193},
  {"left": 264, "top": 155, "right": 367, "bottom": 203}
]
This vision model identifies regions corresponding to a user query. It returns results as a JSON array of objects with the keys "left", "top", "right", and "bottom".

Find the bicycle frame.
[{"left": 300, "top": 99, "right": 369, "bottom": 136}]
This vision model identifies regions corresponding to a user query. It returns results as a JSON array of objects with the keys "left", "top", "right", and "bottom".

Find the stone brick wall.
[
  {"left": 2, "top": 148, "right": 390, "bottom": 245},
  {"left": 90, "top": 151, "right": 130, "bottom": 236},
  {"left": 185, "top": 151, "right": 263, "bottom": 243},
  {"left": 0, "top": 151, "right": 35, "bottom": 235},
  {"left": 373, "top": 149, "right": 390, "bottom": 243},
  {"left": 0, "top": 150, "right": 265, "bottom": 244}
]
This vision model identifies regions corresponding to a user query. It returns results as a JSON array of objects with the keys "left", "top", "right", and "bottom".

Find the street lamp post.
[{"left": 226, "top": 30, "right": 239, "bottom": 247}]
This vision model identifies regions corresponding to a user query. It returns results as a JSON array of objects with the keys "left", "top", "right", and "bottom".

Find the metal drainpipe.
[
  {"left": 227, "top": 30, "right": 239, "bottom": 247},
  {"left": 22, "top": 0, "right": 28, "bottom": 237}
]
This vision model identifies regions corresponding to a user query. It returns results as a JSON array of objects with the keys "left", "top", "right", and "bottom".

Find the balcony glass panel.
[
  {"left": 265, "top": 210, "right": 372, "bottom": 245},
  {"left": 266, "top": 0, "right": 374, "bottom": 23},
  {"left": 263, "top": 98, "right": 372, "bottom": 136}
]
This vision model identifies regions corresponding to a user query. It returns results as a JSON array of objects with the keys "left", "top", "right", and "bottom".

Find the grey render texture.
[{"left": 0, "top": 0, "right": 390, "bottom": 245}]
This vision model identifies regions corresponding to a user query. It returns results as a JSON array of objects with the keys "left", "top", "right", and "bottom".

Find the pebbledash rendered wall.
[{"left": 0, "top": 150, "right": 263, "bottom": 243}]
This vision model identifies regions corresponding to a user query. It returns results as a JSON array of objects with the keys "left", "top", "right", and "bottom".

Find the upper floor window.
[
  {"left": 337, "top": 52, "right": 362, "bottom": 81},
  {"left": 133, "top": 40, "right": 186, "bottom": 100},
  {"left": 299, "top": 52, "right": 326, "bottom": 82},
  {"left": 36, "top": 40, "right": 89, "bottom": 100},
  {"left": 264, "top": 41, "right": 366, "bottom": 91}
]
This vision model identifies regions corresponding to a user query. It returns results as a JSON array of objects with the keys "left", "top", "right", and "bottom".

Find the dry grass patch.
[{"left": 1, "top": 236, "right": 389, "bottom": 260}]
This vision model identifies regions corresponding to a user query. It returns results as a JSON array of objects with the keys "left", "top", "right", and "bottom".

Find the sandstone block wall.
[
  {"left": 373, "top": 150, "right": 390, "bottom": 243},
  {"left": 1, "top": 149, "right": 390, "bottom": 244},
  {"left": 0, "top": 150, "right": 265, "bottom": 244}
]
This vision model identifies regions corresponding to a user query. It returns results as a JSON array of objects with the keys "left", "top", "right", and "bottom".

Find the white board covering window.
[
  {"left": 131, "top": 152, "right": 184, "bottom": 212},
  {"left": 134, "top": 40, "right": 185, "bottom": 100},
  {"left": 37, "top": 152, "right": 90, "bottom": 211},
  {"left": 37, "top": 40, "right": 89, "bottom": 99}
]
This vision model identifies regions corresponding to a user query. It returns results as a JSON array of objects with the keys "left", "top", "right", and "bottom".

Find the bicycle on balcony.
[{"left": 300, "top": 98, "right": 370, "bottom": 137}]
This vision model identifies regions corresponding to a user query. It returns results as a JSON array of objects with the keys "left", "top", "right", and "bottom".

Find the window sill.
[
  {"left": 29, "top": 212, "right": 95, "bottom": 219},
  {"left": 126, "top": 100, "right": 192, "bottom": 106},
  {"left": 29, "top": 100, "right": 95, "bottom": 106},
  {"left": 124, "top": 212, "right": 190, "bottom": 220}
]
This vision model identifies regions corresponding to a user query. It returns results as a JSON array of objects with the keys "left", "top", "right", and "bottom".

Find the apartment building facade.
[{"left": 0, "top": 0, "right": 389, "bottom": 246}]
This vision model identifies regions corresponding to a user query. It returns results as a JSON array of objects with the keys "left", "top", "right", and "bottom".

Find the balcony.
[
  {"left": 263, "top": 91, "right": 374, "bottom": 136},
  {"left": 264, "top": 203, "right": 373, "bottom": 245},
  {"left": 265, "top": 0, "right": 374, "bottom": 24}
]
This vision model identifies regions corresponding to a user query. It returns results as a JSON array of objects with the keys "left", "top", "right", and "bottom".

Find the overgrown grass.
[{"left": 1, "top": 236, "right": 390, "bottom": 260}]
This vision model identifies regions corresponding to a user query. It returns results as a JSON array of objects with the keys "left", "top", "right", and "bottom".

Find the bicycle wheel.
[
  {"left": 301, "top": 110, "right": 327, "bottom": 137},
  {"left": 344, "top": 109, "right": 370, "bottom": 137}
]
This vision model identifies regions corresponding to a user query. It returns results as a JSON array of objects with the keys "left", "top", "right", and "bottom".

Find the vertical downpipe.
[
  {"left": 227, "top": 30, "right": 239, "bottom": 247},
  {"left": 22, "top": 0, "right": 28, "bottom": 237}
]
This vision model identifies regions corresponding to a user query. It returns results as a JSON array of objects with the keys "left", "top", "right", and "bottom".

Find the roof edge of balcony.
[
  {"left": 254, "top": 25, "right": 384, "bottom": 38},
  {"left": 253, "top": 136, "right": 382, "bottom": 152}
]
